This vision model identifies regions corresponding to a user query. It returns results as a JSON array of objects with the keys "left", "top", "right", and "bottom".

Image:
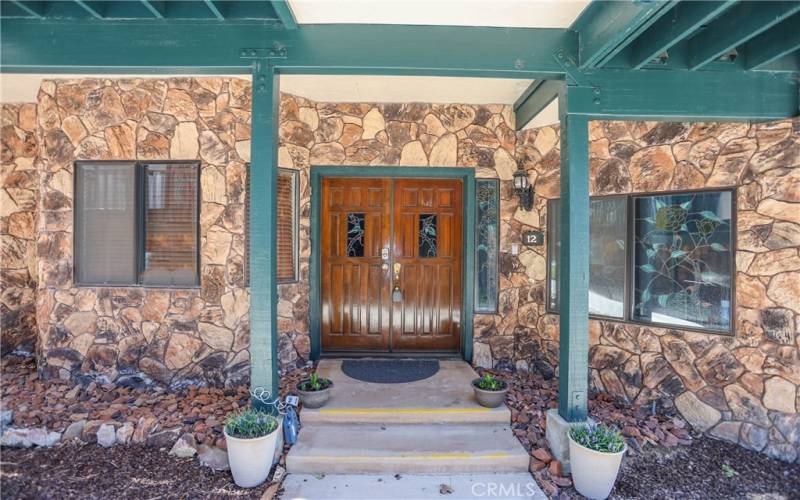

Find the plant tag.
[{"left": 285, "top": 395, "right": 299, "bottom": 407}]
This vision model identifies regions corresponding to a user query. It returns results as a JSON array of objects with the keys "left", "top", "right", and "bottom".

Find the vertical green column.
[
  {"left": 249, "top": 59, "right": 280, "bottom": 407},
  {"left": 557, "top": 86, "right": 589, "bottom": 422}
]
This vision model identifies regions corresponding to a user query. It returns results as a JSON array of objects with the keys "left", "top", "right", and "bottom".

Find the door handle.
[{"left": 392, "top": 263, "right": 403, "bottom": 302}]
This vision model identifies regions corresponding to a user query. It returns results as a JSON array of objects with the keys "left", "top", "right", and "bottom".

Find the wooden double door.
[{"left": 321, "top": 177, "right": 463, "bottom": 352}]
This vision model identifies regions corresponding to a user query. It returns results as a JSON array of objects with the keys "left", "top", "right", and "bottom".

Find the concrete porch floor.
[{"left": 301, "top": 358, "right": 511, "bottom": 424}]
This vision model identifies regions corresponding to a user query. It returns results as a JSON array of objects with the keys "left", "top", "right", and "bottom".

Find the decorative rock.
[
  {"left": 1, "top": 427, "right": 61, "bottom": 448},
  {"left": 429, "top": 133, "right": 457, "bottom": 166},
  {"left": 116, "top": 422, "right": 134, "bottom": 445},
  {"left": 674, "top": 391, "right": 721, "bottom": 432},
  {"left": 724, "top": 384, "right": 770, "bottom": 427},
  {"left": 361, "top": 108, "right": 385, "bottom": 140},
  {"left": 147, "top": 427, "right": 181, "bottom": 449},
  {"left": 170, "top": 122, "right": 199, "bottom": 159},
  {"left": 62, "top": 420, "right": 86, "bottom": 442},
  {"left": 399, "top": 141, "right": 427, "bottom": 165},
  {"left": 170, "top": 432, "right": 198, "bottom": 458},
  {"left": 197, "top": 444, "right": 230, "bottom": 470},
  {"left": 709, "top": 421, "right": 741, "bottom": 444},
  {"left": 763, "top": 376, "right": 796, "bottom": 413},
  {"left": 97, "top": 423, "right": 117, "bottom": 448},
  {"left": 1, "top": 410, "right": 12, "bottom": 428}
]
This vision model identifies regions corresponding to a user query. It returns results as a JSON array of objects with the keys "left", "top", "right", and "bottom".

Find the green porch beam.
[
  {"left": 628, "top": 0, "right": 736, "bottom": 69},
  {"left": 557, "top": 84, "right": 589, "bottom": 422},
  {"left": 513, "top": 79, "right": 562, "bottom": 130},
  {"left": 8, "top": 1, "right": 44, "bottom": 18},
  {"left": 73, "top": 0, "right": 103, "bottom": 19},
  {"left": 0, "top": 20, "right": 573, "bottom": 79},
  {"left": 743, "top": 13, "right": 800, "bottom": 70},
  {"left": 203, "top": 0, "right": 224, "bottom": 20},
  {"left": 270, "top": 0, "right": 297, "bottom": 30},
  {"left": 249, "top": 60, "right": 280, "bottom": 406},
  {"left": 568, "top": 68, "right": 799, "bottom": 121},
  {"left": 138, "top": 0, "right": 165, "bottom": 19},
  {"left": 572, "top": 0, "right": 677, "bottom": 68},
  {"left": 687, "top": 1, "right": 800, "bottom": 70}
]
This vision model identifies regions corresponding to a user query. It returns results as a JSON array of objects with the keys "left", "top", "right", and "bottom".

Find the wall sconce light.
[{"left": 513, "top": 166, "right": 534, "bottom": 211}]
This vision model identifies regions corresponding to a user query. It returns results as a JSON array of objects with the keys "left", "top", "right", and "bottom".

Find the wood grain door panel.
[{"left": 320, "top": 177, "right": 462, "bottom": 352}]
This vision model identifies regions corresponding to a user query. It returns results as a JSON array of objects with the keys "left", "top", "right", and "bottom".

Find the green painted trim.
[
  {"left": 270, "top": 0, "right": 297, "bottom": 30},
  {"left": 572, "top": 0, "right": 678, "bottom": 69},
  {"left": 0, "top": 20, "right": 574, "bottom": 79},
  {"left": 628, "top": 1, "right": 737, "bottom": 69},
  {"left": 9, "top": 0, "right": 44, "bottom": 18},
  {"left": 557, "top": 88, "right": 589, "bottom": 422},
  {"left": 203, "top": 0, "right": 224, "bottom": 20},
  {"left": 309, "top": 166, "right": 475, "bottom": 363},
  {"left": 687, "top": 1, "right": 800, "bottom": 70},
  {"left": 743, "top": 12, "right": 800, "bottom": 70},
  {"left": 568, "top": 69, "right": 799, "bottom": 121},
  {"left": 513, "top": 79, "right": 564, "bottom": 130},
  {"left": 249, "top": 60, "right": 280, "bottom": 407},
  {"left": 138, "top": 0, "right": 165, "bottom": 19}
]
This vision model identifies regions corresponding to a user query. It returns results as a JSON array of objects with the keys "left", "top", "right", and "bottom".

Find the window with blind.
[
  {"left": 74, "top": 161, "right": 200, "bottom": 287},
  {"left": 244, "top": 166, "right": 299, "bottom": 285}
]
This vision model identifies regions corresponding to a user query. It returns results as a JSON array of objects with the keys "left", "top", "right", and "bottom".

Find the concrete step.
[
  {"left": 282, "top": 473, "right": 547, "bottom": 499},
  {"left": 286, "top": 423, "right": 530, "bottom": 474},
  {"left": 302, "top": 359, "right": 511, "bottom": 425}
]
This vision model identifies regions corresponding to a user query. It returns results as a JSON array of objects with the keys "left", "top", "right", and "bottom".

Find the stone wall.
[
  {"left": 491, "top": 119, "right": 799, "bottom": 463},
  {"left": 33, "top": 77, "right": 251, "bottom": 389},
  {"left": 1, "top": 103, "right": 39, "bottom": 355},
  {"left": 274, "top": 94, "right": 521, "bottom": 368}
]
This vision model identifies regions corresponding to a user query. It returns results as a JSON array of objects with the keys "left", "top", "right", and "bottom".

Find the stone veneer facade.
[
  {"left": 1, "top": 77, "right": 798, "bottom": 461},
  {"left": 1, "top": 103, "right": 39, "bottom": 355},
  {"left": 32, "top": 77, "right": 252, "bottom": 389}
]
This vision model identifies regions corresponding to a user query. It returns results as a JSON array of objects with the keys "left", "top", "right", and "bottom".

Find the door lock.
[{"left": 392, "top": 263, "right": 403, "bottom": 302}]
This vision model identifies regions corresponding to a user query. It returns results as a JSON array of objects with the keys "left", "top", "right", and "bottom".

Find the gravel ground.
[
  {"left": 3, "top": 435, "right": 797, "bottom": 499},
  {"left": 610, "top": 436, "right": 799, "bottom": 500},
  {"left": 1, "top": 442, "right": 278, "bottom": 499}
]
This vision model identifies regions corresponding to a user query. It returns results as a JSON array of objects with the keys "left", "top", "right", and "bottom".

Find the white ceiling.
[
  {"left": 1, "top": 73, "right": 559, "bottom": 127},
  {"left": 288, "top": 0, "right": 589, "bottom": 28}
]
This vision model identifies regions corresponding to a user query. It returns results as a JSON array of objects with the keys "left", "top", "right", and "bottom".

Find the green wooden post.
[
  {"left": 557, "top": 86, "right": 589, "bottom": 422},
  {"left": 249, "top": 59, "right": 280, "bottom": 408}
]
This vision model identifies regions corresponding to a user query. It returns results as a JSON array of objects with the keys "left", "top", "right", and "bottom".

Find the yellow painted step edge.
[
  {"left": 316, "top": 408, "right": 494, "bottom": 414},
  {"left": 300, "top": 453, "right": 513, "bottom": 461}
]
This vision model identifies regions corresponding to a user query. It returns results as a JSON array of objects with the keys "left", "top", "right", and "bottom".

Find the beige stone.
[
  {"left": 220, "top": 289, "right": 249, "bottom": 329},
  {"left": 104, "top": 121, "right": 136, "bottom": 159},
  {"left": 513, "top": 207, "right": 539, "bottom": 227},
  {"left": 763, "top": 376, "right": 796, "bottom": 413},
  {"left": 749, "top": 249, "right": 800, "bottom": 276},
  {"left": 494, "top": 148, "right": 517, "bottom": 180},
  {"left": 199, "top": 130, "right": 229, "bottom": 166},
  {"left": 170, "top": 122, "right": 199, "bottom": 159},
  {"left": 298, "top": 107, "right": 319, "bottom": 131},
  {"left": 429, "top": 133, "right": 457, "bottom": 166},
  {"left": 675, "top": 391, "right": 721, "bottom": 432},
  {"left": 201, "top": 166, "right": 226, "bottom": 204},
  {"left": 362, "top": 108, "right": 385, "bottom": 140},
  {"left": 235, "top": 140, "right": 251, "bottom": 162},
  {"left": 203, "top": 226, "right": 233, "bottom": 265},
  {"left": 165, "top": 333, "right": 202, "bottom": 370},
  {"left": 737, "top": 273, "right": 775, "bottom": 309},
  {"left": 766, "top": 272, "right": 800, "bottom": 314},
  {"left": 199, "top": 322, "right": 234, "bottom": 351},
  {"left": 164, "top": 88, "right": 198, "bottom": 121},
  {"left": 423, "top": 114, "right": 446, "bottom": 136},
  {"left": 518, "top": 250, "right": 546, "bottom": 281},
  {"left": 629, "top": 145, "right": 675, "bottom": 191},
  {"left": 757, "top": 199, "right": 800, "bottom": 225},
  {"left": 61, "top": 115, "right": 88, "bottom": 146},
  {"left": 534, "top": 127, "right": 558, "bottom": 156},
  {"left": 399, "top": 141, "right": 427, "bottom": 166},
  {"left": 64, "top": 311, "right": 97, "bottom": 336},
  {"left": 310, "top": 142, "right": 346, "bottom": 164}
]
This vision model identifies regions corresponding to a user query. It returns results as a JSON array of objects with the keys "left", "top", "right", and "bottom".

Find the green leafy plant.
[
  {"left": 721, "top": 463, "right": 738, "bottom": 479},
  {"left": 224, "top": 409, "right": 278, "bottom": 439},
  {"left": 299, "top": 372, "right": 332, "bottom": 392},
  {"left": 475, "top": 373, "right": 506, "bottom": 391},
  {"left": 569, "top": 424, "right": 626, "bottom": 453}
]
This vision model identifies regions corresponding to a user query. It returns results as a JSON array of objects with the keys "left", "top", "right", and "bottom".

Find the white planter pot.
[
  {"left": 568, "top": 435, "right": 626, "bottom": 500},
  {"left": 225, "top": 426, "right": 279, "bottom": 488}
]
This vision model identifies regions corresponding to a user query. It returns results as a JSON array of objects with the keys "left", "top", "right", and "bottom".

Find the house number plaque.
[{"left": 522, "top": 230, "right": 544, "bottom": 246}]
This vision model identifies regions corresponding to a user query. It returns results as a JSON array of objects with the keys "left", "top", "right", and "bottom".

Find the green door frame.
[{"left": 309, "top": 166, "right": 476, "bottom": 363}]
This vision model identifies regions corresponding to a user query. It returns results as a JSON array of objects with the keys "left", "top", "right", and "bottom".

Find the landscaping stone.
[
  {"left": 62, "top": 420, "right": 86, "bottom": 442},
  {"left": 197, "top": 444, "right": 229, "bottom": 470},
  {"left": 170, "top": 432, "right": 198, "bottom": 458},
  {"left": 116, "top": 422, "right": 134, "bottom": 445},
  {"left": 1, "top": 427, "right": 61, "bottom": 448},
  {"left": 97, "top": 423, "right": 116, "bottom": 448},
  {"left": 675, "top": 391, "right": 721, "bottom": 432}
]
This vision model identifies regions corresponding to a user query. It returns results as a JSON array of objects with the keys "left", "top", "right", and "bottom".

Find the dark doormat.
[{"left": 341, "top": 359, "right": 440, "bottom": 384}]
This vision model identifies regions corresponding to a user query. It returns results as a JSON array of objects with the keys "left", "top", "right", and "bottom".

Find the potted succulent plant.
[
  {"left": 568, "top": 424, "right": 627, "bottom": 499},
  {"left": 471, "top": 373, "right": 508, "bottom": 408},
  {"left": 224, "top": 409, "right": 280, "bottom": 488},
  {"left": 296, "top": 372, "right": 333, "bottom": 408}
]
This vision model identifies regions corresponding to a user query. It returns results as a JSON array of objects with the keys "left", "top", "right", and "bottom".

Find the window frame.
[
  {"left": 244, "top": 165, "right": 300, "bottom": 286},
  {"left": 73, "top": 160, "right": 201, "bottom": 289},
  {"left": 546, "top": 187, "right": 736, "bottom": 336}
]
